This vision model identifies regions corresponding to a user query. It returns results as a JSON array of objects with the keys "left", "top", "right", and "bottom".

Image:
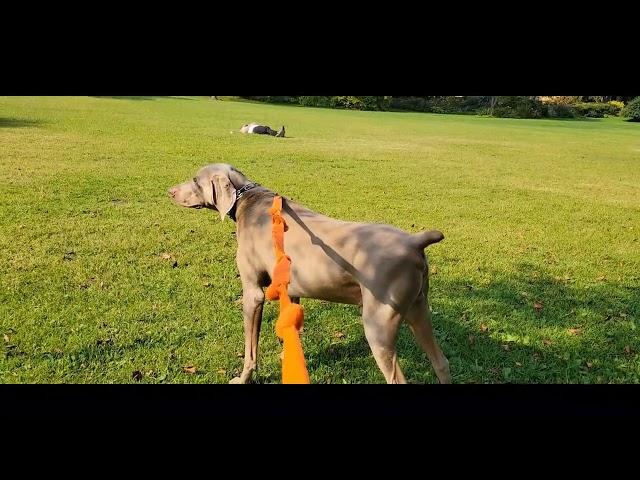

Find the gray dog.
[
  {"left": 168, "top": 163, "right": 450, "bottom": 384},
  {"left": 239, "top": 123, "right": 285, "bottom": 137}
]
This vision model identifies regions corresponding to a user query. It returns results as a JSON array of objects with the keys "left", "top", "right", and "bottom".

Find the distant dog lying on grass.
[{"left": 239, "top": 123, "right": 285, "bottom": 137}]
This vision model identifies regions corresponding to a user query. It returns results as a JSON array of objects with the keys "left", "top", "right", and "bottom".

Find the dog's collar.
[
  {"left": 236, "top": 182, "right": 258, "bottom": 199},
  {"left": 227, "top": 182, "right": 258, "bottom": 221}
]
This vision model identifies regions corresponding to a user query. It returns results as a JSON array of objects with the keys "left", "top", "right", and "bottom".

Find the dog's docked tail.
[{"left": 411, "top": 230, "right": 444, "bottom": 249}]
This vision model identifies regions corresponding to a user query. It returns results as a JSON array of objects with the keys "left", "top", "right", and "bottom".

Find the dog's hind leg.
[
  {"left": 361, "top": 298, "right": 407, "bottom": 384},
  {"left": 405, "top": 296, "right": 451, "bottom": 384}
]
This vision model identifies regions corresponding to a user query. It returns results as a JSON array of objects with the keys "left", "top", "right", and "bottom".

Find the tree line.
[{"left": 235, "top": 96, "right": 639, "bottom": 120}]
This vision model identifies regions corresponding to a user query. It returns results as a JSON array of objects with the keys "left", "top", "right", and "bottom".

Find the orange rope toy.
[{"left": 264, "top": 195, "right": 310, "bottom": 384}]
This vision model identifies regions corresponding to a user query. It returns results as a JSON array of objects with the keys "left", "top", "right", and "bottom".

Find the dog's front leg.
[{"left": 230, "top": 286, "right": 264, "bottom": 384}]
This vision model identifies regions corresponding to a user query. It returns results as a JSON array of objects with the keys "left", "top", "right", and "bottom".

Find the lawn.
[{"left": 1, "top": 96, "right": 639, "bottom": 384}]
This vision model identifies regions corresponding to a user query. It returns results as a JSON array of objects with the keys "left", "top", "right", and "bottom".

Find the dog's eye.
[{"left": 193, "top": 177, "right": 198, "bottom": 184}]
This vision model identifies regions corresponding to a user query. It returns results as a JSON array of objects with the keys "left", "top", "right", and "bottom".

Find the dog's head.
[{"left": 168, "top": 163, "right": 243, "bottom": 221}]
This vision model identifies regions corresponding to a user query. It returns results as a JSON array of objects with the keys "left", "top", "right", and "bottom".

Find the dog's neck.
[
  {"left": 228, "top": 184, "right": 258, "bottom": 221},
  {"left": 227, "top": 169, "right": 251, "bottom": 190},
  {"left": 228, "top": 173, "right": 262, "bottom": 222}
]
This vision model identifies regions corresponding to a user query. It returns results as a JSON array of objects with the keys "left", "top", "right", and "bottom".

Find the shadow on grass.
[
  {"left": 537, "top": 116, "right": 607, "bottom": 123},
  {"left": 303, "top": 263, "right": 638, "bottom": 384},
  {"left": 27, "top": 264, "right": 637, "bottom": 384},
  {"left": 34, "top": 332, "right": 217, "bottom": 382},
  {"left": 88, "top": 96, "right": 195, "bottom": 101},
  {"left": 0, "top": 117, "right": 45, "bottom": 128}
]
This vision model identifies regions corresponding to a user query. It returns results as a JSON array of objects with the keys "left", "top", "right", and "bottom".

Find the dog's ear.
[{"left": 210, "top": 174, "right": 237, "bottom": 221}]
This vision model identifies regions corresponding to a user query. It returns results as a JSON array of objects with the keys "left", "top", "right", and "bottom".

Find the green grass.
[{"left": 1, "top": 96, "right": 639, "bottom": 384}]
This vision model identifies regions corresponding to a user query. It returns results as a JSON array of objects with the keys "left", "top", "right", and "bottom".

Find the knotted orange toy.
[{"left": 265, "top": 195, "right": 310, "bottom": 384}]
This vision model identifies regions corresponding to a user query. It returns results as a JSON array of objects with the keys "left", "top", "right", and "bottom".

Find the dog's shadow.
[{"left": 258, "top": 261, "right": 639, "bottom": 384}]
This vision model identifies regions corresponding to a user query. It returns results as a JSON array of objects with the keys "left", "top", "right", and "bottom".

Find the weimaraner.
[
  {"left": 168, "top": 163, "right": 450, "bottom": 384},
  {"left": 239, "top": 123, "right": 285, "bottom": 137}
]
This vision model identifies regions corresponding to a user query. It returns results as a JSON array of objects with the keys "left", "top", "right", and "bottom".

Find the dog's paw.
[{"left": 229, "top": 376, "right": 246, "bottom": 384}]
